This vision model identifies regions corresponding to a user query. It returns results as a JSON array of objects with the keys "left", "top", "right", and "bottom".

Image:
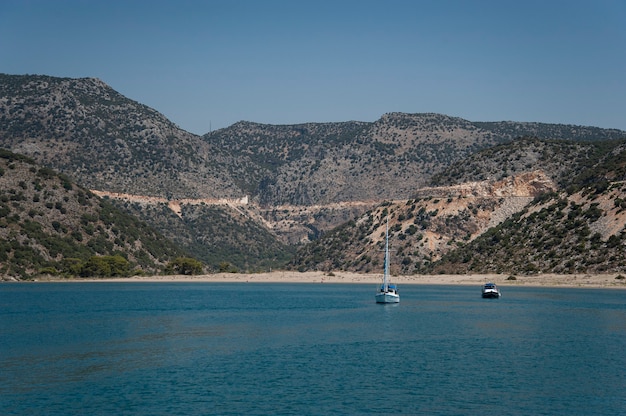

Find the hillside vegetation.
[
  {"left": 2, "top": 74, "right": 624, "bottom": 206},
  {"left": 0, "top": 150, "right": 188, "bottom": 279},
  {"left": 117, "top": 200, "right": 294, "bottom": 273},
  {"left": 0, "top": 74, "right": 240, "bottom": 199},
  {"left": 1, "top": 73, "right": 625, "bottom": 276},
  {"left": 432, "top": 185, "right": 626, "bottom": 274},
  {"left": 291, "top": 140, "right": 626, "bottom": 275},
  {"left": 205, "top": 113, "right": 625, "bottom": 206}
]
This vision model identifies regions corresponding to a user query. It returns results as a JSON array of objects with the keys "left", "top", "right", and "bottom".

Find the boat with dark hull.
[{"left": 482, "top": 282, "right": 501, "bottom": 298}]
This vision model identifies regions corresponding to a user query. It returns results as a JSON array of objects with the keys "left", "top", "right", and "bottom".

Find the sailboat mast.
[{"left": 383, "top": 216, "right": 390, "bottom": 289}]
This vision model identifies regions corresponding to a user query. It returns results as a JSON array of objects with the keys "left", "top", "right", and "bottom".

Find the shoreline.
[{"left": 26, "top": 271, "right": 626, "bottom": 288}]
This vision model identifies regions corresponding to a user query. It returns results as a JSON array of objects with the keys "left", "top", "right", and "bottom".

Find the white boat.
[
  {"left": 375, "top": 217, "right": 399, "bottom": 304},
  {"left": 482, "top": 282, "right": 501, "bottom": 298}
]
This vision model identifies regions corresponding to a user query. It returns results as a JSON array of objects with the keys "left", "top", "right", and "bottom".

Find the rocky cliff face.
[
  {"left": 289, "top": 171, "right": 563, "bottom": 273},
  {"left": 290, "top": 153, "right": 626, "bottom": 276},
  {"left": 416, "top": 170, "right": 556, "bottom": 198}
]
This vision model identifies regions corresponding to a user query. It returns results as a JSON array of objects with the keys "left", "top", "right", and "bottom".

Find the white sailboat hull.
[
  {"left": 375, "top": 217, "right": 400, "bottom": 303},
  {"left": 375, "top": 291, "right": 400, "bottom": 303}
]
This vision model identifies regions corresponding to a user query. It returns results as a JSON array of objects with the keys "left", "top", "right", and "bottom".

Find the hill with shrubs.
[
  {"left": 1, "top": 74, "right": 625, "bottom": 275},
  {"left": 0, "top": 149, "right": 196, "bottom": 279}
]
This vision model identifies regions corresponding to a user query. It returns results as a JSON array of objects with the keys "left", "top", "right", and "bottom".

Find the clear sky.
[{"left": 1, "top": 0, "right": 625, "bottom": 135}]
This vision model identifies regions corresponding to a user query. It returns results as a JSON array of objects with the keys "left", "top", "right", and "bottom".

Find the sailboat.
[{"left": 375, "top": 217, "right": 400, "bottom": 304}]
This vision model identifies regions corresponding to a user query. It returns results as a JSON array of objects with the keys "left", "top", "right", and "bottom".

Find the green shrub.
[
  {"left": 60, "top": 258, "right": 83, "bottom": 275},
  {"left": 80, "top": 255, "right": 130, "bottom": 277},
  {"left": 39, "top": 267, "right": 59, "bottom": 275},
  {"left": 166, "top": 257, "right": 204, "bottom": 275}
]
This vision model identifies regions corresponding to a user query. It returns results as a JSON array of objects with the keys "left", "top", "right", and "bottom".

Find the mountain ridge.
[{"left": 1, "top": 73, "right": 625, "bottom": 275}]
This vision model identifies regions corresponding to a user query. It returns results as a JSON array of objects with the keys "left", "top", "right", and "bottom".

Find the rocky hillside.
[
  {"left": 0, "top": 74, "right": 239, "bottom": 199},
  {"left": 431, "top": 184, "right": 626, "bottom": 274},
  {"left": 289, "top": 170, "right": 557, "bottom": 273},
  {"left": 0, "top": 150, "right": 187, "bottom": 279},
  {"left": 431, "top": 137, "right": 625, "bottom": 189},
  {"left": 290, "top": 139, "right": 626, "bottom": 275},
  {"left": 113, "top": 196, "right": 294, "bottom": 273},
  {"left": 428, "top": 138, "right": 626, "bottom": 274},
  {"left": 2, "top": 74, "right": 624, "bottom": 206},
  {"left": 1, "top": 73, "right": 625, "bottom": 274},
  {"left": 205, "top": 113, "right": 625, "bottom": 206}
]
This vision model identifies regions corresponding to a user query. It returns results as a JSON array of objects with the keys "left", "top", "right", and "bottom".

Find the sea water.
[{"left": 1, "top": 282, "right": 625, "bottom": 415}]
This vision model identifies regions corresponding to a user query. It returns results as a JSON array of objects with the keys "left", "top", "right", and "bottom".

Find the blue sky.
[{"left": 1, "top": 0, "right": 625, "bottom": 134}]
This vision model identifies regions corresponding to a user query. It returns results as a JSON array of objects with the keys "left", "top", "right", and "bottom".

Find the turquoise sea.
[{"left": 1, "top": 282, "right": 625, "bottom": 415}]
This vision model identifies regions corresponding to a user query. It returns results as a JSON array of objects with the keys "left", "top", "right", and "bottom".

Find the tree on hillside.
[{"left": 166, "top": 257, "right": 203, "bottom": 275}]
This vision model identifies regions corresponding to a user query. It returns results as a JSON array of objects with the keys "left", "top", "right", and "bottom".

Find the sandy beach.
[{"left": 50, "top": 271, "right": 626, "bottom": 288}]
